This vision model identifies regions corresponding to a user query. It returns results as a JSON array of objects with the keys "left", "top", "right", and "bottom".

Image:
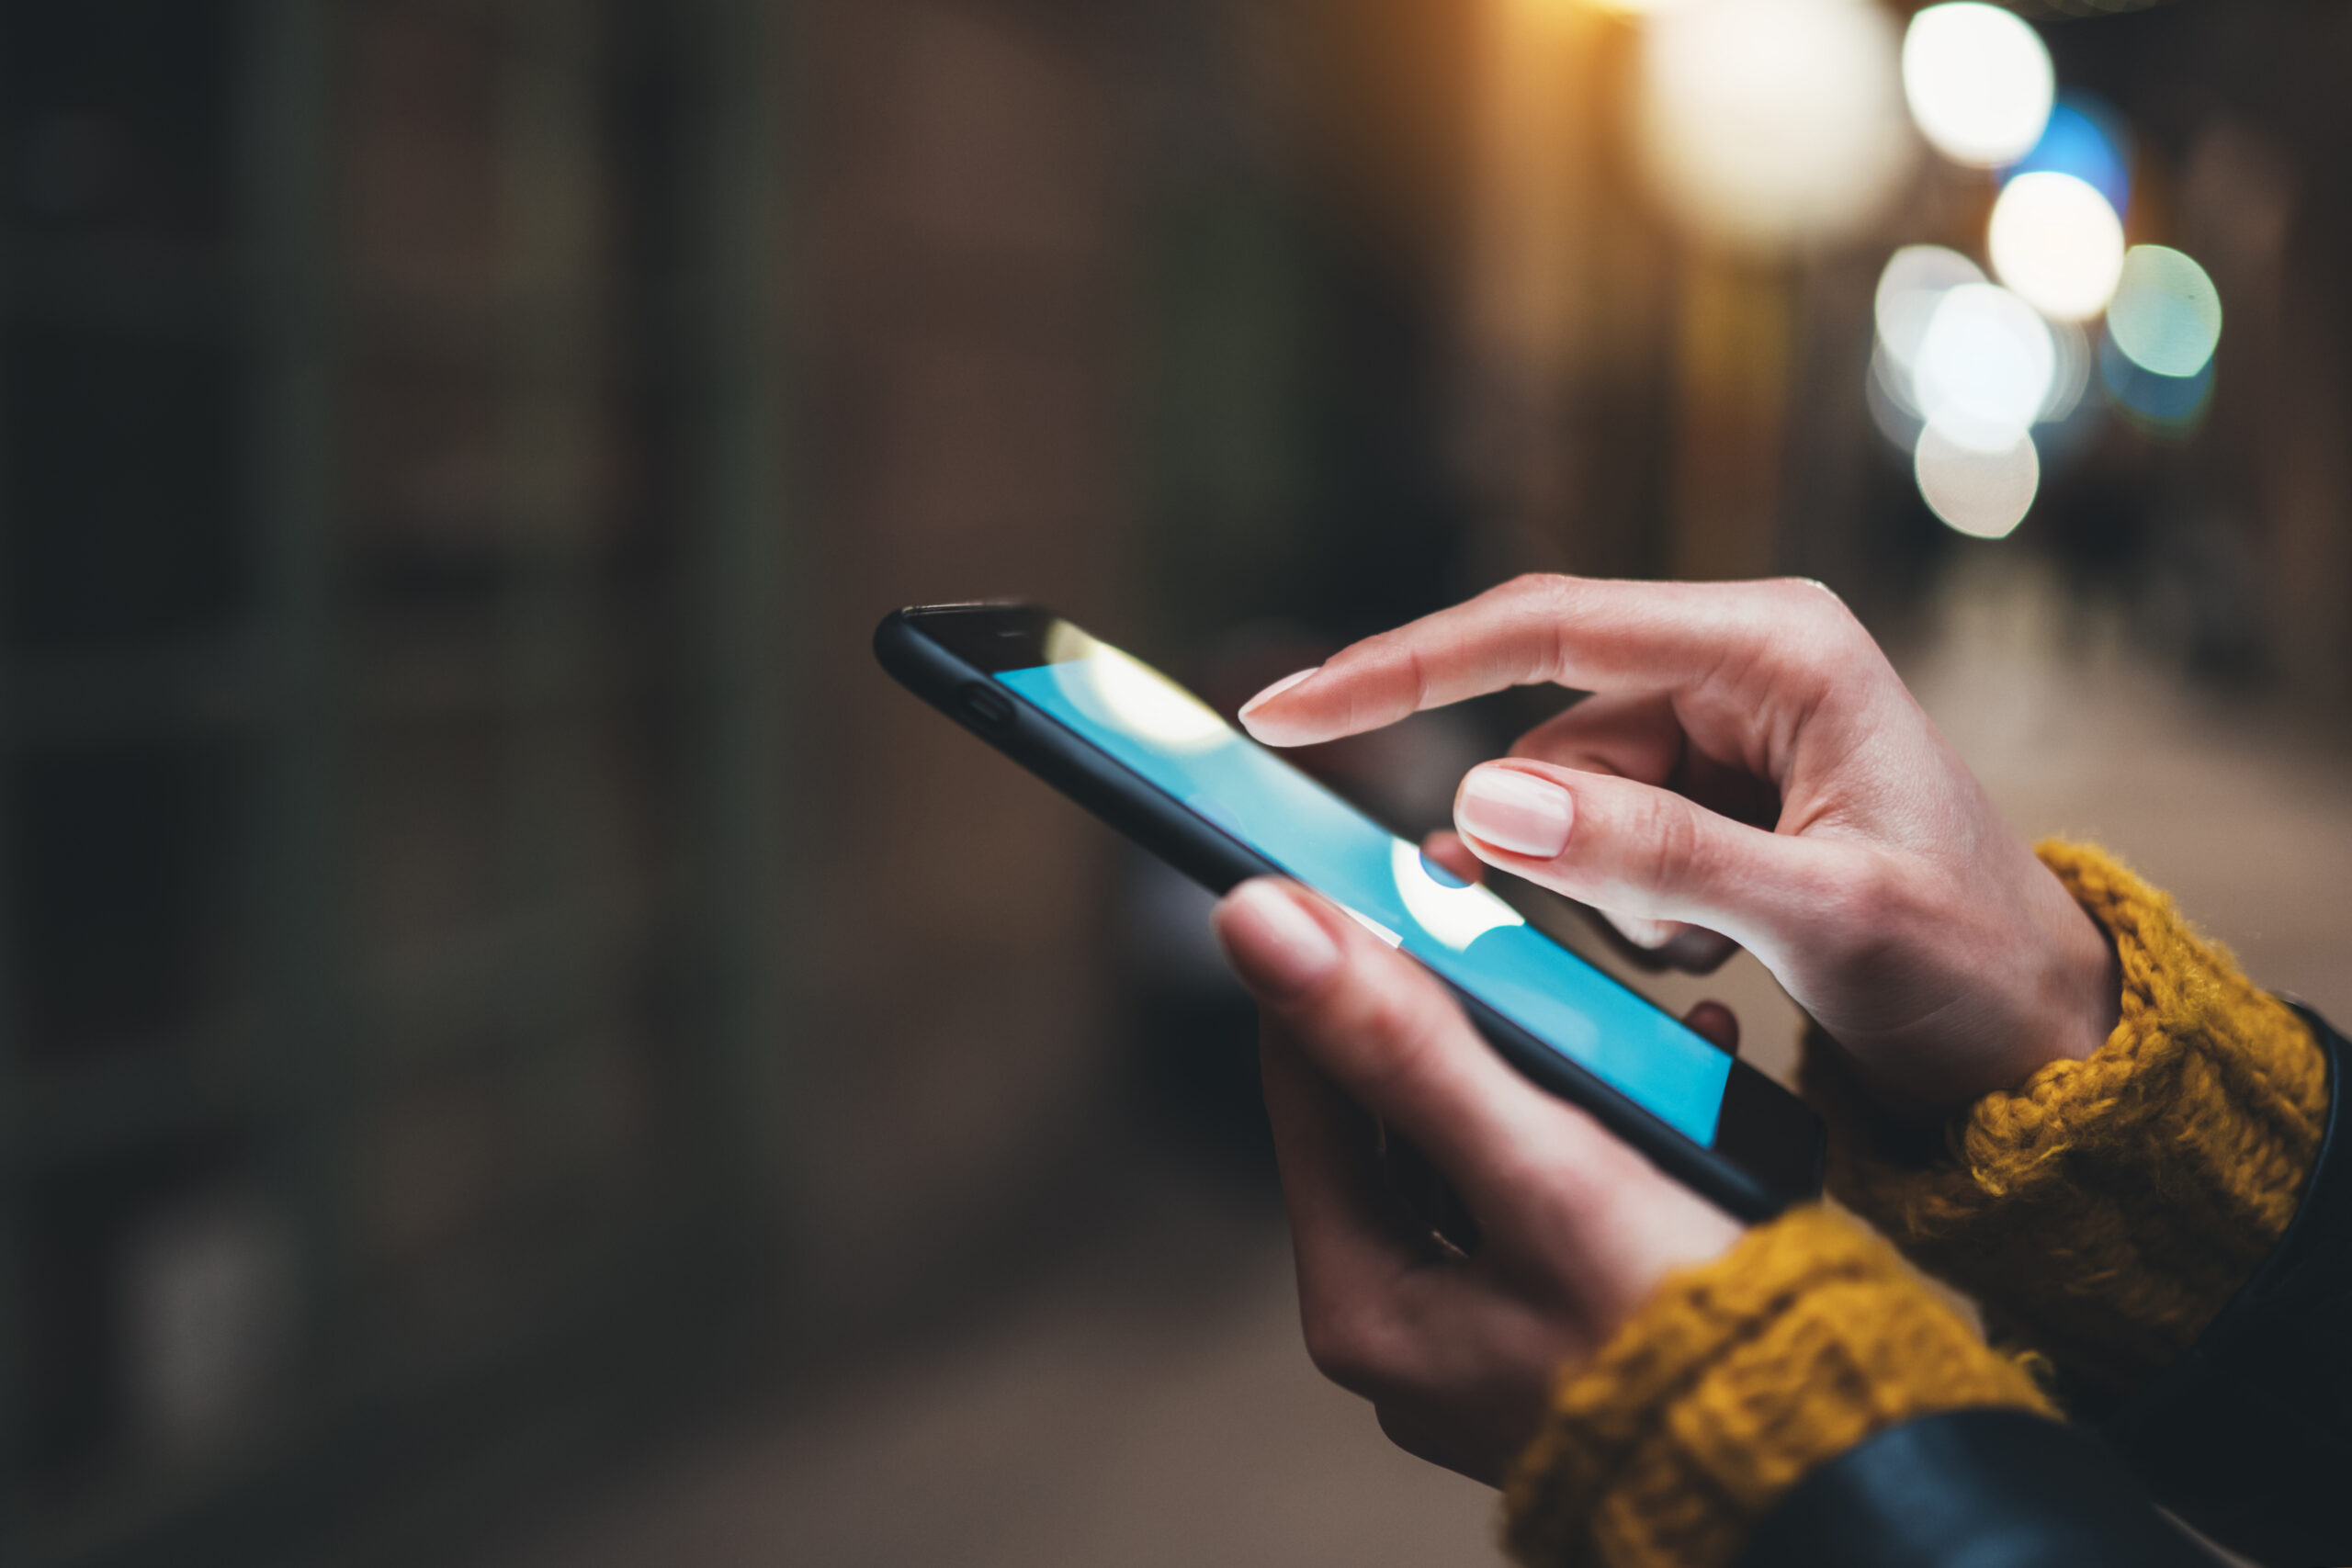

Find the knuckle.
[
  {"left": 1302, "top": 1303, "right": 1395, "bottom": 1393},
  {"left": 1822, "top": 854, "right": 1917, "bottom": 954},
  {"left": 1768, "top": 576, "right": 1850, "bottom": 624},
  {"left": 1503, "top": 1108, "right": 1645, "bottom": 1228},
  {"left": 1631, "top": 791, "right": 1706, "bottom": 896},
  {"left": 1502, "top": 570, "right": 1574, "bottom": 609},
  {"left": 1348, "top": 985, "right": 1442, "bottom": 1095},
  {"left": 1776, "top": 574, "right": 1843, "bottom": 605},
  {"left": 1760, "top": 578, "right": 1866, "bottom": 669},
  {"left": 1533, "top": 1140, "right": 1631, "bottom": 1219},
  {"left": 1399, "top": 642, "right": 1432, "bottom": 712},
  {"left": 1335, "top": 628, "right": 1430, "bottom": 716},
  {"left": 1504, "top": 572, "right": 1581, "bottom": 651},
  {"left": 1515, "top": 1133, "right": 1606, "bottom": 1212}
]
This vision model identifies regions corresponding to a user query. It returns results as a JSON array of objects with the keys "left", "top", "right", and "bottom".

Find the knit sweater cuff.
[
  {"left": 1502, "top": 1207, "right": 2051, "bottom": 1568},
  {"left": 1801, "top": 840, "right": 2329, "bottom": 1393}
]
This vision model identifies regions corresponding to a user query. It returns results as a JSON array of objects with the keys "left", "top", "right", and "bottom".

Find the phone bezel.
[{"left": 875, "top": 602, "right": 1823, "bottom": 1221}]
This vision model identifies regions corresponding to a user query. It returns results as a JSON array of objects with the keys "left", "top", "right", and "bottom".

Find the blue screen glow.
[{"left": 997, "top": 648, "right": 1732, "bottom": 1145}]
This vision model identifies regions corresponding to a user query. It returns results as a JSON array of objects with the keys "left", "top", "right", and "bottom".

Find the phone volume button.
[{"left": 956, "top": 682, "right": 1015, "bottom": 731}]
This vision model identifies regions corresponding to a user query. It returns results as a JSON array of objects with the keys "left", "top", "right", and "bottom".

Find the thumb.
[
  {"left": 1211, "top": 877, "right": 1608, "bottom": 1212},
  {"left": 1451, "top": 760, "right": 1845, "bottom": 953}
]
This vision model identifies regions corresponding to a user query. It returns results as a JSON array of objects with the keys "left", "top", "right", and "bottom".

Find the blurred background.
[{"left": 0, "top": 0, "right": 2348, "bottom": 1563}]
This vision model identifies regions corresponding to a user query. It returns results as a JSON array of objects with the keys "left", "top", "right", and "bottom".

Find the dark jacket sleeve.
[
  {"left": 1737, "top": 1007, "right": 2350, "bottom": 1568},
  {"left": 2092, "top": 1003, "right": 2352, "bottom": 1565},
  {"left": 1736, "top": 1409, "right": 2220, "bottom": 1567}
]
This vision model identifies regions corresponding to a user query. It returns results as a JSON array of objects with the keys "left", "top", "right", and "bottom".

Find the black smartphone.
[{"left": 875, "top": 603, "right": 1824, "bottom": 1221}]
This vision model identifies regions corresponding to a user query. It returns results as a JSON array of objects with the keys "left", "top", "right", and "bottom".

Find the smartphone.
[{"left": 875, "top": 603, "right": 1824, "bottom": 1220}]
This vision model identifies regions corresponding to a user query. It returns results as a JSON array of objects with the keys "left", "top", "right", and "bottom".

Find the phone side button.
[{"left": 956, "top": 682, "right": 1015, "bottom": 731}]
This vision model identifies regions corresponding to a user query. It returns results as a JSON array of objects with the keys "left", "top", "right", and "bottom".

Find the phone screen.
[{"left": 995, "top": 630, "right": 1735, "bottom": 1145}]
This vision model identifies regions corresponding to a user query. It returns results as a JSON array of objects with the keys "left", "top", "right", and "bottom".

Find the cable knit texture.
[
  {"left": 1802, "top": 840, "right": 2329, "bottom": 1393},
  {"left": 1502, "top": 1207, "right": 2051, "bottom": 1568}
]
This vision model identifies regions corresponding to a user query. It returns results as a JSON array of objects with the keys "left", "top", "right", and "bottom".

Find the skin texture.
[
  {"left": 1213, "top": 875, "right": 1744, "bottom": 1485},
  {"left": 1238, "top": 574, "right": 2120, "bottom": 1116},
  {"left": 1215, "top": 574, "right": 2121, "bottom": 1484}
]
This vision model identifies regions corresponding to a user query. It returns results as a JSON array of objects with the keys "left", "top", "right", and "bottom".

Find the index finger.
[{"left": 1238, "top": 574, "right": 1840, "bottom": 748}]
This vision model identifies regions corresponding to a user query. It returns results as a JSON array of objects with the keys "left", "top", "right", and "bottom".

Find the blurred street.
[
  {"left": 486, "top": 1174, "right": 1497, "bottom": 1568},
  {"left": 6, "top": 4, "right": 2351, "bottom": 1564}
]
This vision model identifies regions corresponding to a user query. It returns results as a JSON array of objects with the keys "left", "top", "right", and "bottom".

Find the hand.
[
  {"left": 1238, "top": 575, "right": 2120, "bottom": 1116},
  {"left": 1213, "top": 874, "right": 1744, "bottom": 1484}
]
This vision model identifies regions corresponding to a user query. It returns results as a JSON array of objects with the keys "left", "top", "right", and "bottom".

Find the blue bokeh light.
[
  {"left": 2100, "top": 328, "right": 2213, "bottom": 434},
  {"left": 2003, "top": 91, "right": 2131, "bottom": 218}
]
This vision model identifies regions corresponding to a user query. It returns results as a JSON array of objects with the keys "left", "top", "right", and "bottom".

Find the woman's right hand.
[{"left": 1238, "top": 575, "right": 2119, "bottom": 1119}]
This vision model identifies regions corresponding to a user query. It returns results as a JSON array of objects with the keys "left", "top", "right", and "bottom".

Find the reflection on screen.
[{"left": 996, "top": 636, "right": 1732, "bottom": 1145}]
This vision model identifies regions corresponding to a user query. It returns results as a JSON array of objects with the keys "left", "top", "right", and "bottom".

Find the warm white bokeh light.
[
  {"left": 1914, "top": 282, "right": 2056, "bottom": 451},
  {"left": 1634, "top": 0, "right": 1915, "bottom": 250},
  {"left": 1874, "top": 244, "right": 1985, "bottom": 376},
  {"left": 1867, "top": 344, "right": 1926, "bottom": 445},
  {"left": 2107, "top": 245, "right": 2223, "bottom": 378},
  {"left": 1069, "top": 644, "right": 1235, "bottom": 753},
  {"left": 1901, "top": 4, "right": 2054, "bottom": 167},
  {"left": 1915, "top": 423, "right": 2040, "bottom": 538},
  {"left": 1988, "top": 171, "right": 2126, "bottom": 320},
  {"left": 2041, "top": 316, "right": 2092, "bottom": 423}
]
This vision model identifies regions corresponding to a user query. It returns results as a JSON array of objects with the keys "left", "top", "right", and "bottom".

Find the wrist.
[
  {"left": 1503, "top": 1208, "right": 2050, "bottom": 1568},
  {"left": 2013, "top": 860, "right": 2126, "bottom": 1081},
  {"left": 1804, "top": 841, "right": 2329, "bottom": 1393},
  {"left": 2040, "top": 863, "right": 2123, "bottom": 1066}
]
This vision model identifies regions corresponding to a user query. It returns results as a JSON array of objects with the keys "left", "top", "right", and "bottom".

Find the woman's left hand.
[{"left": 1214, "top": 874, "right": 1745, "bottom": 1484}]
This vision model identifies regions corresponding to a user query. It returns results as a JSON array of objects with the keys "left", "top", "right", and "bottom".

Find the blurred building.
[
  {"left": 0, "top": 0, "right": 1158, "bottom": 1560},
  {"left": 0, "top": 2, "right": 788, "bottom": 1561}
]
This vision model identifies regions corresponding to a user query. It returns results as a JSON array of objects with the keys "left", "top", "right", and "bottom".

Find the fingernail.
[
  {"left": 1216, "top": 880, "right": 1341, "bottom": 998},
  {"left": 1456, "top": 767, "right": 1574, "bottom": 858},
  {"left": 1238, "top": 667, "right": 1319, "bottom": 720}
]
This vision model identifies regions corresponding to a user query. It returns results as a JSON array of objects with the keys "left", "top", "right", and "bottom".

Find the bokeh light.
[
  {"left": 1988, "top": 170, "right": 2125, "bottom": 320},
  {"left": 1867, "top": 344, "right": 1927, "bottom": 446},
  {"left": 2107, "top": 245, "right": 2222, "bottom": 378},
  {"left": 1048, "top": 632, "right": 1237, "bottom": 752},
  {"left": 1914, "top": 282, "right": 2056, "bottom": 451},
  {"left": 2100, "top": 328, "right": 2216, "bottom": 434},
  {"left": 2041, "top": 316, "right": 2092, "bottom": 424},
  {"left": 2004, "top": 92, "right": 2131, "bottom": 217},
  {"left": 1870, "top": 249, "right": 2075, "bottom": 538},
  {"left": 1874, "top": 243, "right": 1984, "bottom": 377},
  {"left": 1915, "top": 422, "right": 2040, "bottom": 538},
  {"left": 1869, "top": 246, "right": 1981, "bottom": 444},
  {"left": 1901, "top": 3, "right": 2054, "bottom": 167},
  {"left": 1635, "top": 0, "right": 1915, "bottom": 250}
]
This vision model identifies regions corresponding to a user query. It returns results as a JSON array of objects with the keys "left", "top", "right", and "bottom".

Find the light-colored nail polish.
[
  {"left": 1238, "top": 667, "right": 1320, "bottom": 719},
  {"left": 1216, "top": 880, "right": 1341, "bottom": 996},
  {"left": 1456, "top": 767, "right": 1574, "bottom": 859}
]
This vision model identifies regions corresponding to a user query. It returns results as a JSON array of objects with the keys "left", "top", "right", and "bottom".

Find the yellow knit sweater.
[{"left": 1501, "top": 843, "right": 2330, "bottom": 1568}]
